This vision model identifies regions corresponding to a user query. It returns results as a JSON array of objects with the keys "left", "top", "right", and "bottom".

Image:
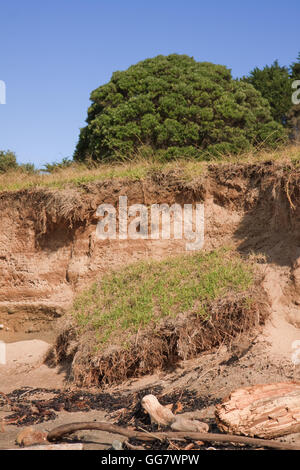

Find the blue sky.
[{"left": 0, "top": 0, "right": 299, "bottom": 168}]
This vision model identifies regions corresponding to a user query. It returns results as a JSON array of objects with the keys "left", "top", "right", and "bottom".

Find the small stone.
[
  {"left": 112, "top": 439, "right": 123, "bottom": 450},
  {"left": 16, "top": 427, "right": 48, "bottom": 447}
]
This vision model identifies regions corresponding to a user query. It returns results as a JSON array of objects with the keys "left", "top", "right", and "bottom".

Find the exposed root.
[{"left": 49, "top": 290, "right": 269, "bottom": 387}]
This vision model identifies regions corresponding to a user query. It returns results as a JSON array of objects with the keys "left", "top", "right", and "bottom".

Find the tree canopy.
[
  {"left": 290, "top": 52, "right": 300, "bottom": 81},
  {"left": 243, "top": 60, "right": 291, "bottom": 124},
  {"left": 74, "top": 54, "right": 285, "bottom": 162},
  {"left": 243, "top": 53, "right": 300, "bottom": 135}
]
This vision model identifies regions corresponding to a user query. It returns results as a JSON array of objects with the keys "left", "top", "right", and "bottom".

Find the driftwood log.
[
  {"left": 141, "top": 395, "right": 175, "bottom": 426},
  {"left": 141, "top": 394, "right": 209, "bottom": 432},
  {"left": 46, "top": 421, "right": 300, "bottom": 450},
  {"left": 215, "top": 381, "right": 300, "bottom": 438}
]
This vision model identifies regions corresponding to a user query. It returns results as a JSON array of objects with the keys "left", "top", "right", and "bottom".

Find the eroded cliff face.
[
  {"left": 0, "top": 177, "right": 200, "bottom": 336},
  {"left": 1, "top": 162, "right": 300, "bottom": 337}
]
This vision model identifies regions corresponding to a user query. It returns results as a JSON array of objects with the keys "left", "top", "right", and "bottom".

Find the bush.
[
  {"left": 42, "top": 157, "right": 74, "bottom": 173},
  {"left": 0, "top": 150, "right": 18, "bottom": 173},
  {"left": 19, "top": 163, "right": 36, "bottom": 173},
  {"left": 0, "top": 150, "right": 36, "bottom": 174},
  {"left": 74, "top": 54, "right": 286, "bottom": 162}
]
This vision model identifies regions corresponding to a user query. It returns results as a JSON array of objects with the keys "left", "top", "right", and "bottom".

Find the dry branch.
[
  {"left": 46, "top": 421, "right": 300, "bottom": 450},
  {"left": 215, "top": 382, "right": 300, "bottom": 438}
]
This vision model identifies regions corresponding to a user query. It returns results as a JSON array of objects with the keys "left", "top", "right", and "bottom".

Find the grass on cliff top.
[
  {"left": 71, "top": 248, "right": 254, "bottom": 348},
  {"left": 1, "top": 144, "right": 300, "bottom": 192}
]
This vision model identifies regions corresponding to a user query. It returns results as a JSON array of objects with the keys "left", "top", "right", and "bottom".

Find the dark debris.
[{"left": 2, "top": 386, "right": 264, "bottom": 450}]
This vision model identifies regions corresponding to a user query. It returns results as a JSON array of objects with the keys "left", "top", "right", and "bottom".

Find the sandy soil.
[{"left": 0, "top": 340, "right": 66, "bottom": 393}]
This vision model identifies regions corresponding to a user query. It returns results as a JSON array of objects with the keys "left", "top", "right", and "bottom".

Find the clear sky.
[{"left": 0, "top": 0, "right": 299, "bottom": 168}]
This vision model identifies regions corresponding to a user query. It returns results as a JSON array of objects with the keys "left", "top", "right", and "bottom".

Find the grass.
[
  {"left": 1, "top": 144, "right": 300, "bottom": 192},
  {"left": 71, "top": 248, "right": 254, "bottom": 348},
  {"left": 0, "top": 160, "right": 156, "bottom": 192}
]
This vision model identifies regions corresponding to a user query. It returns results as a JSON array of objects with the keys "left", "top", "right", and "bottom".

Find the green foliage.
[
  {"left": 288, "top": 53, "right": 300, "bottom": 140},
  {"left": 243, "top": 60, "right": 291, "bottom": 124},
  {"left": 0, "top": 150, "right": 18, "bottom": 173},
  {"left": 244, "top": 53, "right": 300, "bottom": 131},
  {"left": 74, "top": 54, "right": 285, "bottom": 162},
  {"left": 0, "top": 150, "right": 36, "bottom": 174},
  {"left": 287, "top": 104, "right": 300, "bottom": 142},
  {"left": 18, "top": 163, "right": 36, "bottom": 173},
  {"left": 72, "top": 248, "right": 254, "bottom": 346},
  {"left": 290, "top": 52, "right": 300, "bottom": 81},
  {"left": 42, "top": 157, "right": 74, "bottom": 173}
]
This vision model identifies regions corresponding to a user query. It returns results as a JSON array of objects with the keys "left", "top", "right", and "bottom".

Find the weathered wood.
[
  {"left": 47, "top": 421, "right": 300, "bottom": 450},
  {"left": 215, "top": 381, "right": 300, "bottom": 438},
  {"left": 170, "top": 416, "right": 209, "bottom": 432},
  {"left": 48, "top": 421, "right": 136, "bottom": 441},
  {"left": 141, "top": 395, "right": 175, "bottom": 426},
  {"left": 141, "top": 394, "right": 209, "bottom": 432}
]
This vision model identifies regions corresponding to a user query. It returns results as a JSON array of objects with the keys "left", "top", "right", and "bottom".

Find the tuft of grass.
[
  {"left": 72, "top": 248, "right": 254, "bottom": 348},
  {"left": 1, "top": 144, "right": 300, "bottom": 192}
]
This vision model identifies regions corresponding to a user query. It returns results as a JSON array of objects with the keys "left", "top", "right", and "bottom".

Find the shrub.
[
  {"left": 19, "top": 163, "right": 36, "bottom": 173},
  {"left": 0, "top": 150, "right": 18, "bottom": 173},
  {"left": 42, "top": 157, "right": 74, "bottom": 173},
  {"left": 0, "top": 150, "right": 36, "bottom": 174},
  {"left": 74, "top": 54, "right": 286, "bottom": 162}
]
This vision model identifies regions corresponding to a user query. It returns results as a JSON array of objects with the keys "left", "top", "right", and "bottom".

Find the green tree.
[
  {"left": 287, "top": 53, "right": 300, "bottom": 139},
  {"left": 74, "top": 54, "right": 285, "bottom": 162},
  {"left": 290, "top": 52, "right": 300, "bottom": 81},
  {"left": 287, "top": 104, "right": 300, "bottom": 142},
  {"left": 243, "top": 60, "right": 291, "bottom": 124}
]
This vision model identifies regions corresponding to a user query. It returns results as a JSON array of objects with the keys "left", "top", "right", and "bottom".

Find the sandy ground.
[
  {"left": 0, "top": 331, "right": 299, "bottom": 450},
  {"left": 0, "top": 340, "right": 66, "bottom": 393}
]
